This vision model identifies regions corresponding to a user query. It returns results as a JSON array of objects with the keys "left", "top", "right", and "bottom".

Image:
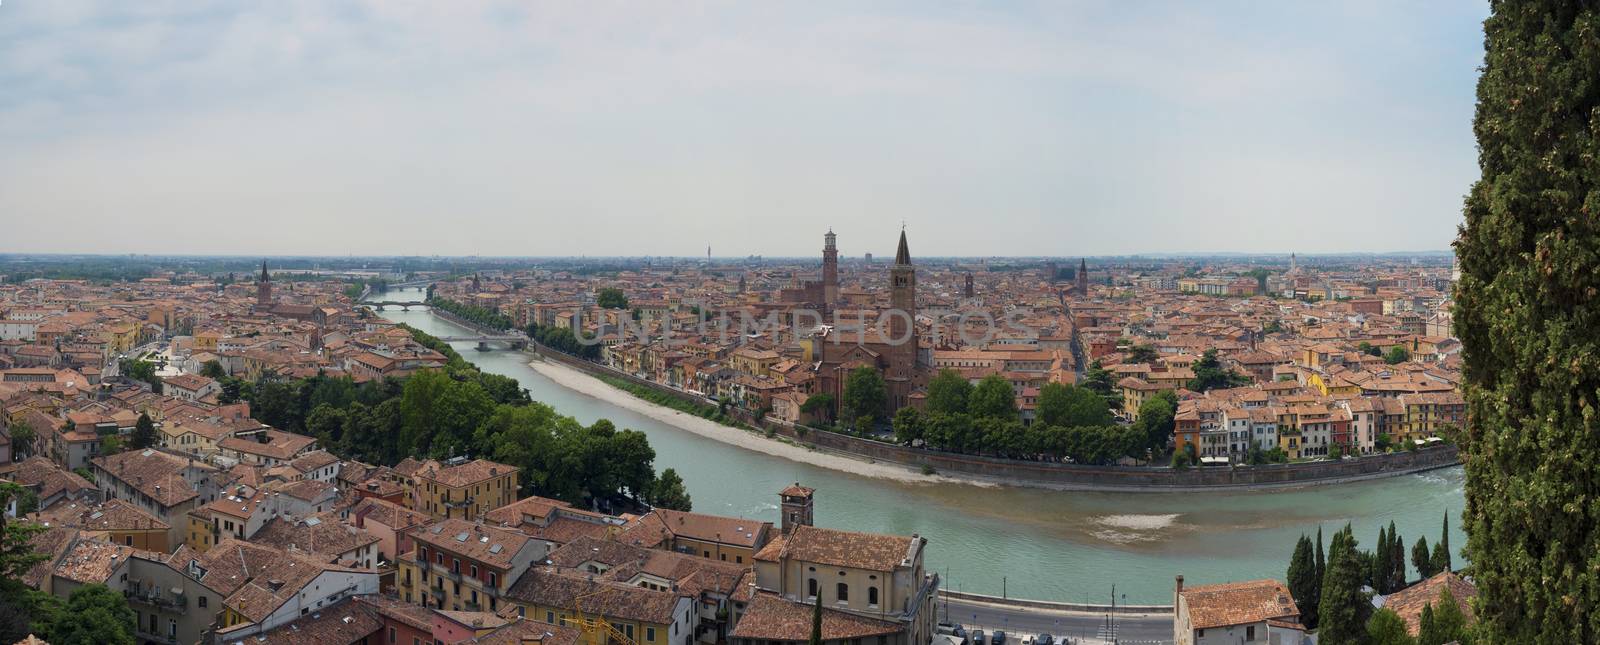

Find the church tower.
[
  {"left": 779, "top": 483, "right": 815, "bottom": 535},
  {"left": 887, "top": 229, "right": 917, "bottom": 408},
  {"left": 964, "top": 272, "right": 975, "bottom": 299},
  {"left": 256, "top": 260, "right": 272, "bottom": 310},
  {"left": 822, "top": 229, "right": 839, "bottom": 307},
  {"left": 1076, "top": 258, "right": 1089, "bottom": 296}
]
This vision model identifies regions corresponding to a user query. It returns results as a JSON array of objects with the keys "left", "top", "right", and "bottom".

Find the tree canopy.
[
  {"left": 841, "top": 368, "right": 887, "bottom": 430},
  {"left": 968, "top": 374, "right": 1017, "bottom": 421}
]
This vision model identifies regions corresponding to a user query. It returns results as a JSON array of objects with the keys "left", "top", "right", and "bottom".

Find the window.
[
  {"left": 868, "top": 587, "right": 879, "bottom": 606},
  {"left": 390, "top": 627, "right": 397, "bottom": 643},
  {"left": 199, "top": 596, "right": 208, "bottom": 608},
  {"left": 807, "top": 579, "right": 817, "bottom": 598},
  {"left": 548, "top": 611, "right": 555, "bottom": 623},
  {"left": 719, "top": 553, "right": 726, "bottom": 561},
  {"left": 471, "top": 564, "right": 478, "bottom": 577},
  {"left": 836, "top": 583, "right": 849, "bottom": 602},
  {"left": 736, "top": 556, "right": 743, "bottom": 564},
  {"left": 647, "top": 627, "right": 656, "bottom": 641},
  {"left": 489, "top": 572, "right": 498, "bottom": 588},
  {"left": 625, "top": 625, "right": 634, "bottom": 640},
  {"left": 453, "top": 558, "right": 461, "bottom": 574},
  {"left": 1246, "top": 625, "right": 1256, "bottom": 641}
]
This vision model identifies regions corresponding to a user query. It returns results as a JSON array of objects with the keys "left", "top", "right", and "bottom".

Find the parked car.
[
  {"left": 991, "top": 631, "right": 1007, "bottom": 645},
  {"left": 1035, "top": 634, "right": 1053, "bottom": 645},
  {"left": 972, "top": 630, "right": 985, "bottom": 645},
  {"left": 952, "top": 625, "right": 967, "bottom": 640}
]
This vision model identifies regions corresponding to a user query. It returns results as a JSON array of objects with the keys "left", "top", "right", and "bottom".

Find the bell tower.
[
  {"left": 256, "top": 260, "right": 272, "bottom": 310},
  {"left": 779, "top": 483, "right": 814, "bottom": 535},
  {"left": 822, "top": 228, "right": 839, "bottom": 306}
]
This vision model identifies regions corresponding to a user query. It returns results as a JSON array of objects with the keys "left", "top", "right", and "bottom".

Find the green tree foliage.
[
  {"left": 528, "top": 324, "right": 603, "bottom": 360},
  {"left": 921, "top": 413, "right": 979, "bottom": 454},
  {"left": 1412, "top": 536, "right": 1434, "bottom": 579},
  {"left": 968, "top": 375, "right": 1017, "bottom": 421},
  {"left": 1431, "top": 512, "right": 1451, "bottom": 575},
  {"left": 1078, "top": 361, "right": 1122, "bottom": 410},
  {"left": 799, "top": 393, "right": 835, "bottom": 424},
  {"left": 648, "top": 468, "right": 692, "bottom": 512},
  {"left": 199, "top": 360, "right": 227, "bottom": 379},
  {"left": 1318, "top": 525, "right": 1372, "bottom": 645},
  {"left": 1388, "top": 520, "right": 1407, "bottom": 591},
  {"left": 398, "top": 369, "right": 497, "bottom": 458},
  {"left": 842, "top": 368, "right": 887, "bottom": 430},
  {"left": 1417, "top": 586, "right": 1470, "bottom": 645},
  {"left": 425, "top": 296, "right": 515, "bottom": 331},
  {"left": 118, "top": 358, "right": 161, "bottom": 392},
  {"left": 129, "top": 412, "right": 158, "bottom": 450},
  {"left": 1036, "top": 382, "right": 1111, "bottom": 427},
  {"left": 892, "top": 407, "right": 923, "bottom": 444},
  {"left": 478, "top": 403, "right": 660, "bottom": 506},
  {"left": 924, "top": 369, "right": 972, "bottom": 415},
  {"left": 1186, "top": 349, "right": 1251, "bottom": 392},
  {"left": 1124, "top": 344, "right": 1160, "bottom": 364},
  {"left": 43, "top": 584, "right": 135, "bottom": 645},
  {"left": 809, "top": 593, "right": 823, "bottom": 645},
  {"left": 1135, "top": 390, "right": 1179, "bottom": 452},
  {"left": 596, "top": 287, "right": 629, "bottom": 310},
  {"left": 8, "top": 421, "right": 34, "bottom": 459},
  {"left": 1383, "top": 345, "right": 1410, "bottom": 365},
  {"left": 1287, "top": 534, "right": 1319, "bottom": 629},
  {"left": 1367, "top": 607, "right": 1416, "bottom": 645}
]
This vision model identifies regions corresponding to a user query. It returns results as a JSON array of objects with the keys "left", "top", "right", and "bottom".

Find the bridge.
[
  {"left": 437, "top": 334, "right": 530, "bottom": 351},
  {"left": 364, "top": 301, "right": 428, "bottom": 310}
]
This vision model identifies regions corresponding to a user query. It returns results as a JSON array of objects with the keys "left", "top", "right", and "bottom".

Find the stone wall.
[{"left": 532, "top": 346, "right": 1462, "bottom": 491}]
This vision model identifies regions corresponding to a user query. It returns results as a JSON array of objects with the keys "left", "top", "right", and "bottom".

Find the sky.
[{"left": 0, "top": 1, "right": 1490, "bottom": 258}]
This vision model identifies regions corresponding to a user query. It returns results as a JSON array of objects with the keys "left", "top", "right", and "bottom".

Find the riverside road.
[{"left": 942, "top": 596, "right": 1172, "bottom": 645}]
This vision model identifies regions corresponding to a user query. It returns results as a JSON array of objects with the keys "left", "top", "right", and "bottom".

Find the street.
[{"left": 940, "top": 596, "right": 1172, "bottom": 645}]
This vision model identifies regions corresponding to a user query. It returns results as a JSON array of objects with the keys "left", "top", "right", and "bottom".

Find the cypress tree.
[
  {"left": 1318, "top": 525, "right": 1372, "bottom": 645},
  {"left": 1287, "top": 534, "right": 1318, "bottom": 629},
  {"left": 809, "top": 593, "right": 822, "bottom": 645},
  {"left": 1417, "top": 604, "right": 1438, "bottom": 645},
  {"left": 1455, "top": 1, "right": 1600, "bottom": 641},
  {"left": 1313, "top": 526, "right": 1325, "bottom": 625},
  {"left": 1437, "top": 511, "right": 1451, "bottom": 573},
  {"left": 1388, "top": 521, "right": 1406, "bottom": 591},
  {"left": 1411, "top": 536, "right": 1432, "bottom": 579},
  {"left": 1375, "top": 525, "right": 1391, "bottom": 593}
]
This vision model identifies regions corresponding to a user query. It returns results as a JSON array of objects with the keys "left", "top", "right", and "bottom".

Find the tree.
[
  {"left": 199, "top": 360, "right": 227, "bottom": 379},
  {"left": 1412, "top": 536, "right": 1433, "bottom": 579},
  {"left": 799, "top": 393, "right": 835, "bottom": 424},
  {"left": 1367, "top": 607, "right": 1416, "bottom": 645},
  {"left": 649, "top": 468, "right": 692, "bottom": 512},
  {"left": 841, "top": 368, "right": 887, "bottom": 431},
  {"left": 1418, "top": 586, "right": 1469, "bottom": 645},
  {"left": 129, "top": 412, "right": 158, "bottom": 450},
  {"left": 7, "top": 420, "right": 34, "bottom": 459},
  {"left": 1036, "top": 382, "right": 1111, "bottom": 427},
  {"left": 924, "top": 369, "right": 972, "bottom": 415},
  {"left": 1135, "top": 390, "right": 1178, "bottom": 452},
  {"left": 1124, "top": 344, "right": 1159, "bottom": 364},
  {"left": 1432, "top": 511, "right": 1452, "bottom": 574},
  {"left": 1186, "top": 349, "right": 1250, "bottom": 392},
  {"left": 0, "top": 483, "right": 47, "bottom": 581},
  {"left": 1318, "top": 525, "right": 1372, "bottom": 645},
  {"left": 1389, "top": 520, "right": 1407, "bottom": 591},
  {"left": 1384, "top": 345, "right": 1410, "bottom": 365},
  {"left": 808, "top": 593, "right": 823, "bottom": 645},
  {"left": 98, "top": 435, "right": 122, "bottom": 456},
  {"left": 596, "top": 287, "right": 629, "bottom": 310},
  {"left": 967, "top": 375, "right": 1017, "bottom": 421},
  {"left": 42, "top": 583, "right": 135, "bottom": 645},
  {"left": 892, "top": 407, "right": 923, "bottom": 445},
  {"left": 1079, "top": 361, "right": 1122, "bottom": 410},
  {"left": 1376, "top": 525, "right": 1393, "bottom": 594},
  {"left": 1287, "top": 534, "right": 1318, "bottom": 629}
]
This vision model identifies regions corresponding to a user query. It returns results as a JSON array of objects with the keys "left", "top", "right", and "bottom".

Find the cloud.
[{"left": 0, "top": 0, "right": 1489, "bottom": 256}]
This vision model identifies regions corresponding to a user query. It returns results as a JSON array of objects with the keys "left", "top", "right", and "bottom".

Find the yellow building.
[
  {"left": 398, "top": 519, "right": 543, "bottom": 614},
  {"left": 412, "top": 458, "right": 519, "bottom": 520}
]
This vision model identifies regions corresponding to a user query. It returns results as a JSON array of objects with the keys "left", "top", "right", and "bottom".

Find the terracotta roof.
[
  {"left": 34, "top": 497, "right": 169, "bottom": 532},
  {"left": 622, "top": 508, "right": 769, "bottom": 550},
  {"left": 730, "top": 592, "right": 902, "bottom": 641},
  {"left": 416, "top": 458, "right": 516, "bottom": 488},
  {"left": 760, "top": 524, "right": 916, "bottom": 573},
  {"left": 1382, "top": 571, "right": 1477, "bottom": 636},
  {"left": 410, "top": 518, "right": 532, "bottom": 570},
  {"left": 52, "top": 539, "right": 134, "bottom": 584},
  {"left": 505, "top": 568, "right": 684, "bottom": 625},
  {"left": 250, "top": 512, "right": 379, "bottom": 560},
  {"left": 91, "top": 448, "right": 204, "bottom": 508},
  {"left": 1180, "top": 579, "right": 1299, "bottom": 630}
]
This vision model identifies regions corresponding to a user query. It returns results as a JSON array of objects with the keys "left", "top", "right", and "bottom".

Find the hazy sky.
[{"left": 0, "top": 1, "right": 1488, "bottom": 258}]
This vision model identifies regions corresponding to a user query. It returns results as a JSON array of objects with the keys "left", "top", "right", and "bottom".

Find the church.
[{"left": 811, "top": 229, "right": 927, "bottom": 416}]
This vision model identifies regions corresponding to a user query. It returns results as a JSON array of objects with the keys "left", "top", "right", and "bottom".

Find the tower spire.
[{"left": 894, "top": 229, "right": 911, "bottom": 266}]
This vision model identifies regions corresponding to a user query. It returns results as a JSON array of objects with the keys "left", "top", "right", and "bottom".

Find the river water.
[{"left": 374, "top": 288, "right": 1467, "bottom": 604}]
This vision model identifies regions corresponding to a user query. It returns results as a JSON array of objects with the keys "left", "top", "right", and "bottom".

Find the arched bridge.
[
  {"left": 365, "top": 301, "right": 427, "bottom": 310},
  {"left": 437, "top": 334, "right": 530, "bottom": 350}
]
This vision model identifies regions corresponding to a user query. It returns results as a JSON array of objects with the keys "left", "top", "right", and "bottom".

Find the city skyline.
[{"left": 0, "top": 1, "right": 1488, "bottom": 257}]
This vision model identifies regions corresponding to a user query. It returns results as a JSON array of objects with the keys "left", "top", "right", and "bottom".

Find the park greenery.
[
  {"left": 527, "top": 322, "right": 602, "bottom": 360},
  {"left": 1453, "top": 3, "right": 1600, "bottom": 641},
  {"left": 218, "top": 325, "right": 682, "bottom": 510},
  {"left": 596, "top": 287, "right": 629, "bottom": 310}
]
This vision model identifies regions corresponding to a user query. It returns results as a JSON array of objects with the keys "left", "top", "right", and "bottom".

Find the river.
[{"left": 373, "top": 287, "right": 1467, "bottom": 605}]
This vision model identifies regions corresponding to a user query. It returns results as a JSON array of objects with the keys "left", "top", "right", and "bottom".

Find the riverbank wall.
[
  {"left": 529, "top": 345, "right": 1462, "bottom": 491},
  {"left": 940, "top": 590, "right": 1172, "bottom": 615}
]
